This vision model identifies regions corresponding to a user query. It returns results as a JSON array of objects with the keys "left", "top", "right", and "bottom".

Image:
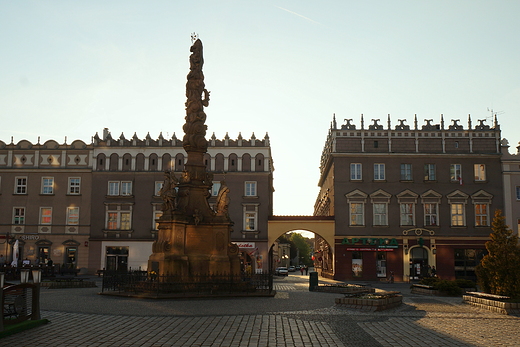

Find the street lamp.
[
  {"left": 31, "top": 269, "right": 42, "bottom": 320},
  {"left": 20, "top": 269, "right": 30, "bottom": 283}
]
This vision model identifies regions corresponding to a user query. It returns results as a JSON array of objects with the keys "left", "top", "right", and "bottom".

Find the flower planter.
[{"left": 463, "top": 293, "right": 520, "bottom": 315}]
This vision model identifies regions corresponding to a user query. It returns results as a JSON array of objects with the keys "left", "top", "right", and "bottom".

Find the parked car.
[
  {"left": 288, "top": 266, "right": 296, "bottom": 272},
  {"left": 275, "top": 267, "right": 289, "bottom": 276}
]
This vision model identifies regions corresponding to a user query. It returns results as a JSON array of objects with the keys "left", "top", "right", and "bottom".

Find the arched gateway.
[{"left": 268, "top": 216, "right": 335, "bottom": 274}]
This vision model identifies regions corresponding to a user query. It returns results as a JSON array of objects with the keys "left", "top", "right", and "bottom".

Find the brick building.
[
  {"left": 314, "top": 114, "right": 503, "bottom": 282},
  {"left": 0, "top": 130, "right": 274, "bottom": 274}
]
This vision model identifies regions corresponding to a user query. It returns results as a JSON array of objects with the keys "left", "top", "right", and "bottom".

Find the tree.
[
  {"left": 476, "top": 209, "right": 520, "bottom": 298},
  {"left": 290, "top": 233, "right": 312, "bottom": 266}
]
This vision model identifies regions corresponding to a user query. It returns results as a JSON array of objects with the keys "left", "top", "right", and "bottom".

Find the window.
[
  {"left": 451, "top": 203, "right": 465, "bottom": 226},
  {"left": 245, "top": 181, "right": 257, "bottom": 197},
  {"left": 400, "top": 164, "right": 412, "bottom": 181},
  {"left": 40, "top": 207, "right": 52, "bottom": 225},
  {"left": 374, "top": 164, "right": 385, "bottom": 180},
  {"left": 400, "top": 203, "right": 414, "bottom": 226},
  {"left": 68, "top": 178, "right": 81, "bottom": 194},
  {"left": 15, "top": 177, "right": 27, "bottom": 194},
  {"left": 350, "top": 163, "right": 362, "bottom": 180},
  {"left": 153, "top": 211, "right": 163, "bottom": 230},
  {"left": 350, "top": 203, "right": 364, "bottom": 226},
  {"left": 106, "top": 211, "right": 131, "bottom": 230},
  {"left": 474, "top": 164, "right": 486, "bottom": 181},
  {"left": 424, "top": 203, "right": 438, "bottom": 226},
  {"left": 424, "top": 164, "right": 436, "bottom": 181},
  {"left": 475, "top": 204, "right": 488, "bottom": 226},
  {"left": 517, "top": 186, "right": 520, "bottom": 200},
  {"left": 212, "top": 181, "right": 221, "bottom": 196},
  {"left": 13, "top": 207, "right": 25, "bottom": 224},
  {"left": 108, "top": 181, "right": 120, "bottom": 196},
  {"left": 67, "top": 207, "right": 79, "bottom": 225},
  {"left": 154, "top": 181, "right": 163, "bottom": 196},
  {"left": 450, "top": 164, "right": 462, "bottom": 182},
  {"left": 373, "top": 203, "right": 387, "bottom": 226},
  {"left": 244, "top": 212, "right": 257, "bottom": 231},
  {"left": 41, "top": 177, "right": 54, "bottom": 194},
  {"left": 121, "top": 181, "right": 132, "bottom": 196},
  {"left": 374, "top": 141, "right": 379, "bottom": 148}
]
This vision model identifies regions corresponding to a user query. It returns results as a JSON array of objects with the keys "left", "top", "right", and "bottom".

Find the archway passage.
[{"left": 268, "top": 216, "right": 335, "bottom": 275}]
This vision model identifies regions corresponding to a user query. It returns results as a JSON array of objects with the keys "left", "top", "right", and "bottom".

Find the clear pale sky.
[{"left": 1, "top": 1, "right": 519, "bottom": 217}]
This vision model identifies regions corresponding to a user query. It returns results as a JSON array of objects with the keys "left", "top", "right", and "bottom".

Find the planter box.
[
  {"left": 463, "top": 293, "right": 520, "bottom": 315},
  {"left": 335, "top": 294, "right": 402, "bottom": 312}
]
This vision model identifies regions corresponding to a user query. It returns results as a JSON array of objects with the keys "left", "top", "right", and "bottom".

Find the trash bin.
[{"left": 309, "top": 271, "right": 318, "bottom": 291}]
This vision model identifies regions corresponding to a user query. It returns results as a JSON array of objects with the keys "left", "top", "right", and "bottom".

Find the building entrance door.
[
  {"left": 410, "top": 247, "right": 428, "bottom": 279},
  {"left": 105, "top": 246, "right": 129, "bottom": 272}
]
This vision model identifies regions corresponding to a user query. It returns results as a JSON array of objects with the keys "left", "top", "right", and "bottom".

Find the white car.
[{"left": 275, "top": 267, "right": 289, "bottom": 276}]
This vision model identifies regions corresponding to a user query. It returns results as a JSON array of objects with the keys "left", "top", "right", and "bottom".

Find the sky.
[{"left": 1, "top": 1, "right": 520, "bottom": 218}]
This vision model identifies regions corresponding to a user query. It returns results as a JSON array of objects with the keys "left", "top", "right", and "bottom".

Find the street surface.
[{"left": 2, "top": 273, "right": 519, "bottom": 346}]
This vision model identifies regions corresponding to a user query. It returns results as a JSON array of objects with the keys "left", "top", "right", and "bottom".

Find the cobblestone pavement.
[{"left": 2, "top": 276, "right": 519, "bottom": 346}]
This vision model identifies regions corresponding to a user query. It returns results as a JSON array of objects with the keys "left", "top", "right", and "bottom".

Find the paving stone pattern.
[{"left": 2, "top": 276, "right": 519, "bottom": 346}]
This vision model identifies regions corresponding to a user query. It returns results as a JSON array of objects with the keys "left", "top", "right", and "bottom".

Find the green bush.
[
  {"left": 432, "top": 280, "right": 463, "bottom": 296},
  {"left": 419, "top": 277, "right": 439, "bottom": 286},
  {"left": 454, "top": 279, "right": 476, "bottom": 289}
]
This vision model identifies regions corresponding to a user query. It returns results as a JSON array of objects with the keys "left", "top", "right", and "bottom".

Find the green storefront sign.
[{"left": 341, "top": 237, "right": 399, "bottom": 248}]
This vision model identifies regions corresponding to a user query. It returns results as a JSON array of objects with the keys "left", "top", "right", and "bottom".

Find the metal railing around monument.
[{"left": 101, "top": 270, "right": 273, "bottom": 297}]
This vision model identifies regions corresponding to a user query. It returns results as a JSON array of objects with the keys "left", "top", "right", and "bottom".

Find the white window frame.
[
  {"left": 40, "top": 207, "right": 52, "bottom": 225},
  {"left": 474, "top": 164, "right": 486, "bottom": 181},
  {"left": 66, "top": 207, "right": 80, "bottom": 225},
  {"left": 400, "top": 203, "right": 415, "bottom": 226},
  {"left": 121, "top": 181, "right": 132, "bottom": 196},
  {"left": 424, "top": 203, "right": 438, "bottom": 226},
  {"left": 13, "top": 207, "right": 25, "bottom": 224},
  {"left": 424, "top": 164, "right": 436, "bottom": 181},
  {"left": 400, "top": 164, "right": 412, "bottom": 181},
  {"left": 373, "top": 203, "right": 387, "bottom": 226},
  {"left": 15, "top": 176, "right": 27, "bottom": 194},
  {"left": 106, "top": 210, "right": 132, "bottom": 230},
  {"left": 475, "top": 203, "right": 489, "bottom": 226},
  {"left": 68, "top": 177, "right": 81, "bottom": 195},
  {"left": 108, "top": 181, "right": 120, "bottom": 196},
  {"left": 41, "top": 177, "right": 54, "bottom": 194},
  {"left": 349, "top": 202, "right": 364, "bottom": 226},
  {"left": 212, "top": 181, "right": 221, "bottom": 197},
  {"left": 244, "top": 211, "right": 257, "bottom": 231},
  {"left": 153, "top": 210, "right": 163, "bottom": 230},
  {"left": 350, "top": 163, "right": 362, "bottom": 180},
  {"left": 450, "top": 164, "right": 462, "bottom": 182},
  {"left": 245, "top": 181, "right": 257, "bottom": 197},
  {"left": 450, "top": 203, "right": 465, "bottom": 226},
  {"left": 154, "top": 181, "right": 163, "bottom": 196},
  {"left": 374, "top": 164, "right": 385, "bottom": 180}
]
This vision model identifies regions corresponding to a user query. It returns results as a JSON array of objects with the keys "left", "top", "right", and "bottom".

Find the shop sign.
[
  {"left": 346, "top": 248, "right": 394, "bottom": 252},
  {"left": 19, "top": 235, "right": 40, "bottom": 241},
  {"left": 341, "top": 237, "right": 398, "bottom": 248},
  {"left": 233, "top": 242, "right": 255, "bottom": 249}
]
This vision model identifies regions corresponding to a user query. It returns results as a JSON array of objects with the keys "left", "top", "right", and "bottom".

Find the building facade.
[
  {"left": 314, "top": 115, "right": 503, "bottom": 282},
  {"left": 0, "top": 138, "right": 92, "bottom": 271},
  {"left": 501, "top": 140, "right": 520, "bottom": 237},
  {"left": 0, "top": 130, "right": 274, "bottom": 274}
]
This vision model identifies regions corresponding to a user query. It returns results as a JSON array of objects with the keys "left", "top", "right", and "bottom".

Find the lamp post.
[
  {"left": 0, "top": 272, "right": 4, "bottom": 331},
  {"left": 20, "top": 269, "right": 30, "bottom": 283}
]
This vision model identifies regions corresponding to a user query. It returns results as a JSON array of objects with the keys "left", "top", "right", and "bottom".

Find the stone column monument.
[{"left": 148, "top": 37, "right": 240, "bottom": 276}]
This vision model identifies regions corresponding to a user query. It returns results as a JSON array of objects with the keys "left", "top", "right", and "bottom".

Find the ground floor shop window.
[
  {"left": 352, "top": 251, "right": 363, "bottom": 277},
  {"left": 38, "top": 247, "right": 50, "bottom": 264},
  {"left": 454, "top": 248, "right": 486, "bottom": 281},
  {"left": 106, "top": 246, "right": 129, "bottom": 272},
  {"left": 376, "top": 251, "right": 387, "bottom": 278}
]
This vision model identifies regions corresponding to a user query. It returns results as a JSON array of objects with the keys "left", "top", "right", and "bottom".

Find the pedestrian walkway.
[{"left": 2, "top": 277, "right": 519, "bottom": 346}]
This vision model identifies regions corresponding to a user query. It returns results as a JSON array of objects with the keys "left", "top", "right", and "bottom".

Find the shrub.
[
  {"left": 432, "top": 280, "right": 463, "bottom": 296},
  {"left": 454, "top": 279, "right": 476, "bottom": 289},
  {"left": 419, "top": 277, "right": 439, "bottom": 286}
]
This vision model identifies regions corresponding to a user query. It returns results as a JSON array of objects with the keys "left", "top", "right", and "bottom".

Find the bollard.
[{"left": 309, "top": 271, "right": 318, "bottom": 291}]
